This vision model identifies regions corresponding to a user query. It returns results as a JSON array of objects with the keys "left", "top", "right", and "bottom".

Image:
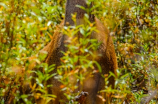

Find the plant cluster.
[{"left": 0, "top": 0, "right": 157, "bottom": 104}]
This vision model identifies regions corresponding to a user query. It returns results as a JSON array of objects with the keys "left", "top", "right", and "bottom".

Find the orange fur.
[{"left": 37, "top": 17, "right": 117, "bottom": 104}]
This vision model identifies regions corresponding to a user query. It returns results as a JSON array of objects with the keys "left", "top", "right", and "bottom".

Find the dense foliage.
[{"left": 0, "top": 0, "right": 157, "bottom": 103}]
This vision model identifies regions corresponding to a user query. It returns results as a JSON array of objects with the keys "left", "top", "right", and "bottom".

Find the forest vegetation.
[{"left": 0, "top": 0, "right": 157, "bottom": 104}]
